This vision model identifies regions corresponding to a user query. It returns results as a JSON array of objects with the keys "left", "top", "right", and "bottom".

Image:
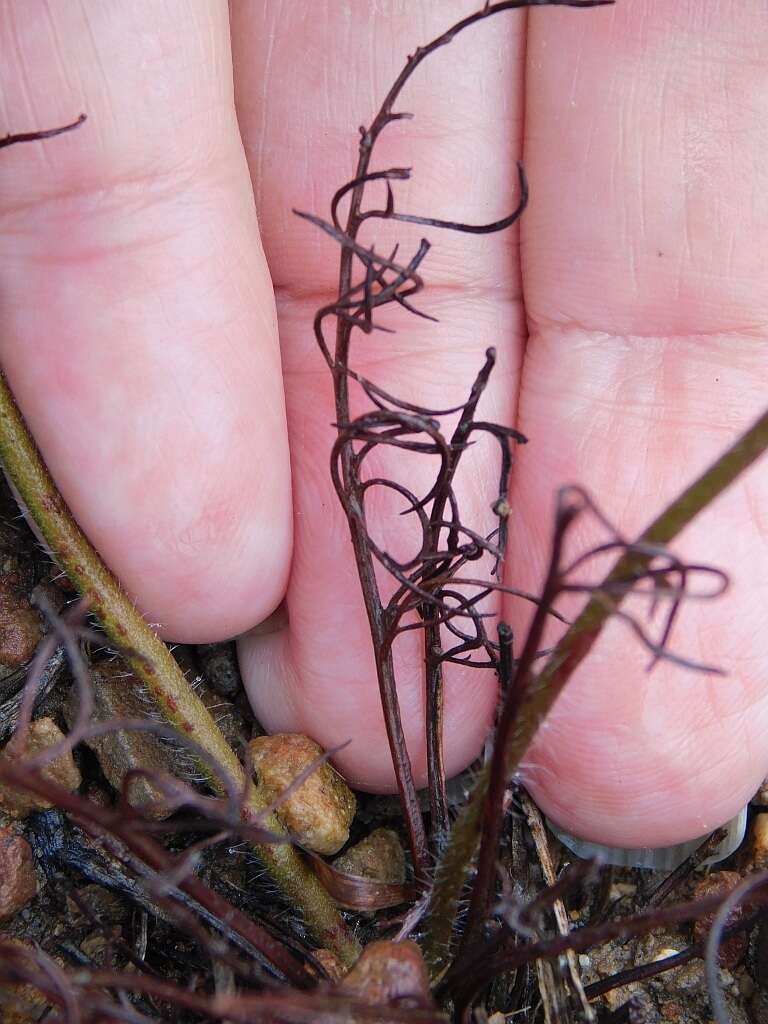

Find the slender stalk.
[
  {"left": 0, "top": 756, "right": 310, "bottom": 986},
  {"left": 445, "top": 887, "right": 768, "bottom": 1020},
  {"left": 0, "top": 372, "right": 360, "bottom": 965},
  {"left": 326, "top": 1, "right": 612, "bottom": 882},
  {"left": 423, "top": 405, "right": 768, "bottom": 974}
]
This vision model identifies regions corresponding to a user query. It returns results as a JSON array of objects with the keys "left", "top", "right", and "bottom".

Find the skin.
[{"left": 0, "top": 0, "right": 765, "bottom": 849}]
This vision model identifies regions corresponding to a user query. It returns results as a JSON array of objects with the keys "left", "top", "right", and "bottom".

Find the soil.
[{"left": 0, "top": 474, "right": 765, "bottom": 1023}]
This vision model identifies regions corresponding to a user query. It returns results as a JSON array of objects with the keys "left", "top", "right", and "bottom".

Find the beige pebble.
[
  {"left": 752, "top": 812, "right": 768, "bottom": 870},
  {"left": 0, "top": 717, "right": 81, "bottom": 817},
  {"left": 0, "top": 539, "right": 42, "bottom": 673},
  {"left": 249, "top": 734, "right": 355, "bottom": 855}
]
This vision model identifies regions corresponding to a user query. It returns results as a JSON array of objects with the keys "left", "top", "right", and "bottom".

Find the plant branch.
[
  {"left": 424, "top": 405, "right": 768, "bottom": 974},
  {"left": 309, "top": 0, "right": 613, "bottom": 884},
  {"left": 0, "top": 360, "right": 358, "bottom": 964}
]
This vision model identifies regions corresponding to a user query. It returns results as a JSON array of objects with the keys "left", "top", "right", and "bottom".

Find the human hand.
[{"left": 1, "top": 0, "right": 765, "bottom": 849}]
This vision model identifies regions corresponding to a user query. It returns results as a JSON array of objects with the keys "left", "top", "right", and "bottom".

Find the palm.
[{"left": 1, "top": 0, "right": 765, "bottom": 848}]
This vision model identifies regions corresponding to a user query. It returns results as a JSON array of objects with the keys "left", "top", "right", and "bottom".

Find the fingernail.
[{"left": 546, "top": 806, "right": 748, "bottom": 870}]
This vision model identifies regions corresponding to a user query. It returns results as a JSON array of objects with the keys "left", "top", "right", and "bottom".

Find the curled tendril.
[{"left": 294, "top": 0, "right": 722, "bottom": 869}]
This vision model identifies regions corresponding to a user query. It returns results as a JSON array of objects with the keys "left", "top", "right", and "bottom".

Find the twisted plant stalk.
[
  {"left": 0, "top": 372, "right": 359, "bottom": 965},
  {"left": 423, "top": 404, "right": 768, "bottom": 974}
]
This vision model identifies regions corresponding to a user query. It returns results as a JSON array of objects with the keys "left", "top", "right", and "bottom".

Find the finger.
[
  {"left": 510, "top": 0, "right": 768, "bottom": 846},
  {"left": 0, "top": 0, "right": 291, "bottom": 641},
  {"left": 234, "top": 1, "right": 527, "bottom": 789}
]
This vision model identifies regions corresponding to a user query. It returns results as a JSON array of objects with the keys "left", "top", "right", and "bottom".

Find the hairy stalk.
[
  {"left": 423, "top": 405, "right": 768, "bottom": 974},
  {"left": 0, "top": 373, "right": 359, "bottom": 964}
]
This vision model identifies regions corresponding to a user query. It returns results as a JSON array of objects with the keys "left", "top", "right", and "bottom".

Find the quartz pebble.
[
  {"left": 249, "top": 734, "right": 355, "bottom": 855},
  {"left": 0, "top": 717, "right": 81, "bottom": 817},
  {"left": 0, "top": 828, "right": 37, "bottom": 919}
]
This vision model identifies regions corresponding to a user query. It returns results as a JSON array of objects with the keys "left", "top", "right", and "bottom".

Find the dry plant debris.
[{"left": 0, "top": 3, "right": 767, "bottom": 1023}]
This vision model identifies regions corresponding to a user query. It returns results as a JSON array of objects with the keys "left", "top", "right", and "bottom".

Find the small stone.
[
  {"left": 332, "top": 828, "right": 405, "bottom": 885},
  {"left": 64, "top": 661, "right": 178, "bottom": 819},
  {"left": 0, "top": 532, "right": 42, "bottom": 676},
  {"left": 660, "top": 999, "right": 685, "bottom": 1020},
  {"left": 752, "top": 777, "right": 768, "bottom": 806},
  {"left": 0, "top": 718, "right": 81, "bottom": 818},
  {"left": 0, "top": 828, "right": 37, "bottom": 919},
  {"left": 652, "top": 947, "right": 681, "bottom": 963},
  {"left": 692, "top": 871, "right": 747, "bottom": 968},
  {"left": 249, "top": 734, "right": 355, "bottom": 855},
  {"left": 339, "top": 940, "right": 432, "bottom": 1007},
  {"left": 752, "top": 813, "right": 768, "bottom": 870}
]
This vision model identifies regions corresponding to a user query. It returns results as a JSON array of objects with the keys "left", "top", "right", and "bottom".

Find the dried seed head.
[
  {"left": 249, "top": 733, "right": 355, "bottom": 855},
  {"left": 0, "top": 717, "right": 81, "bottom": 818}
]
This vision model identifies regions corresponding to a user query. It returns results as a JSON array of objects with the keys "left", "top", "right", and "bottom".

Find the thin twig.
[{"left": 424, "top": 406, "right": 768, "bottom": 974}]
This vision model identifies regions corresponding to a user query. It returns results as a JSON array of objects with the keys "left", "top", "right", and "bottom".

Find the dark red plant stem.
[
  {"left": 584, "top": 906, "right": 761, "bottom": 999},
  {"left": 646, "top": 827, "right": 727, "bottom": 907},
  {"left": 458, "top": 500, "right": 579, "bottom": 953},
  {"left": 0, "top": 951, "right": 448, "bottom": 1024},
  {"left": 0, "top": 113, "right": 85, "bottom": 149},
  {"left": 425, "top": 616, "right": 449, "bottom": 840},
  {"left": 446, "top": 887, "right": 768, "bottom": 1019},
  {"left": 423, "top": 350, "right": 498, "bottom": 843},
  {"left": 329, "top": 0, "right": 612, "bottom": 883},
  {"left": 0, "top": 760, "right": 310, "bottom": 987}
]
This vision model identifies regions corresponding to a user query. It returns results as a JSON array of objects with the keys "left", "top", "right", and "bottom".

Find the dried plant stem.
[
  {"left": 445, "top": 886, "right": 768, "bottom": 1020},
  {"left": 424, "top": 405, "right": 768, "bottom": 974},
  {"left": 0, "top": 373, "right": 360, "bottom": 965},
  {"left": 0, "top": 756, "right": 310, "bottom": 986}
]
